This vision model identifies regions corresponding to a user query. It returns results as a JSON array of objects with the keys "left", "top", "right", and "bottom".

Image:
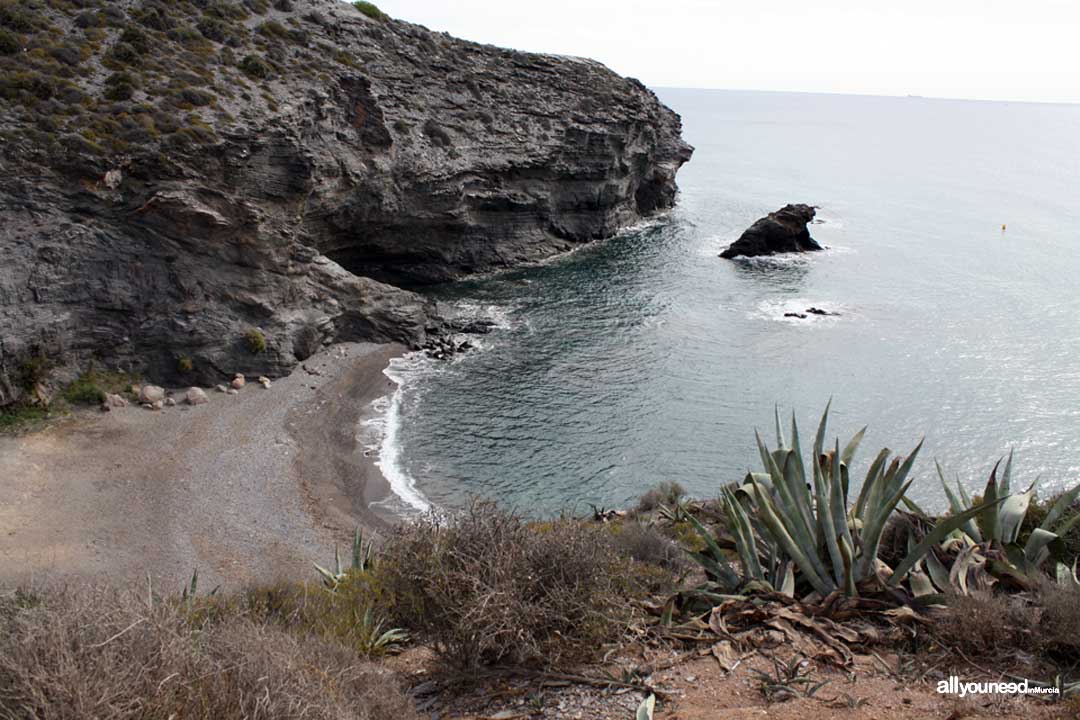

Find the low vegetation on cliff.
[{"left": 4, "top": 410, "right": 1080, "bottom": 716}]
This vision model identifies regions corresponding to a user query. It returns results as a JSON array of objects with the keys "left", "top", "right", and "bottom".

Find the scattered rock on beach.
[
  {"left": 720, "top": 204, "right": 822, "bottom": 259},
  {"left": 231, "top": 374, "right": 246, "bottom": 390},
  {"left": 215, "top": 384, "right": 228, "bottom": 394},
  {"left": 186, "top": 388, "right": 209, "bottom": 405},
  {"left": 165, "top": 397, "right": 176, "bottom": 407},
  {"left": 226, "top": 388, "right": 238, "bottom": 396},
  {"left": 143, "top": 399, "right": 164, "bottom": 411},
  {"left": 138, "top": 385, "right": 165, "bottom": 404},
  {"left": 258, "top": 376, "right": 271, "bottom": 388},
  {"left": 100, "top": 393, "right": 128, "bottom": 411}
]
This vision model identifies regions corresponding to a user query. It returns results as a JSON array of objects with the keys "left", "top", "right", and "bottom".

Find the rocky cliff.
[{"left": 0, "top": 0, "right": 692, "bottom": 404}]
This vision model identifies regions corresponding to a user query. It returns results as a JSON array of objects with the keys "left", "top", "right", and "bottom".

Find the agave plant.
[
  {"left": 313, "top": 527, "right": 377, "bottom": 590},
  {"left": 688, "top": 404, "right": 994, "bottom": 598},
  {"left": 902, "top": 456, "right": 1080, "bottom": 593},
  {"left": 351, "top": 604, "right": 409, "bottom": 656}
]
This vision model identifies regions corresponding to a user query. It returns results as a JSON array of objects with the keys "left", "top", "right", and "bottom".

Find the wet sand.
[{"left": 0, "top": 342, "right": 404, "bottom": 591}]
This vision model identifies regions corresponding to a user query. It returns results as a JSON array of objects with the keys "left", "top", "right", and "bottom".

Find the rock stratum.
[
  {"left": 719, "top": 204, "right": 821, "bottom": 259},
  {"left": 0, "top": 0, "right": 692, "bottom": 404}
]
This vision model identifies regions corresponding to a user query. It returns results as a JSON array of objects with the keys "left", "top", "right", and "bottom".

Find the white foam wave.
[{"left": 361, "top": 353, "right": 433, "bottom": 514}]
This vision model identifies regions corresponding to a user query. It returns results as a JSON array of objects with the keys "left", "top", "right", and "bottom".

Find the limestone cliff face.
[{"left": 0, "top": 0, "right": 692, "bottom": 402}]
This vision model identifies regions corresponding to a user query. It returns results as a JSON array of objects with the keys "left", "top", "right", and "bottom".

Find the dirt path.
[{"left": 0, "top": 342, "right": 403, "bottom": 592}]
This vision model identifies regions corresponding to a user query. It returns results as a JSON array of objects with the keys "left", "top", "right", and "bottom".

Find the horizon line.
[{"left": 648, "top": 85, "right": 1080, "bottom": 108}]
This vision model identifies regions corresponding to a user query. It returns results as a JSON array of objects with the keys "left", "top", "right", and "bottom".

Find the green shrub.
[
  {"left": 0, "top": 71, "right": 56, "bottom": 102},
  {"left": 177, "top": 356, "right": 194, "bottom": 373},
  {"left": 352, "top": 1, "right": 387, "bottom": 21},
  {"left": 238, "top": 53, "right": 270, "bottom": 79},
  {"left": 62, "top": 373, "right": 107, "bottom": 405},
  {"left": 257, "top": 19, "right": 287, "bottom": 37},
  {"left": 0, "top": 28, "right": 19, "bottom": 54},
  {"left": 244, "top": 328, "right": 267, "bottom": 354},
  {"left": 0, "top": 5, "right": 37, "bottom": 33},
  {"left": 176, "top": 87, "right": 215, "bottom": 106},
  {"left": 119, "top": 25, "right": 150, "bottom": 54},
  {"left": 0, "top": 404, "right": 50, "bottom": 434},
  {"left": 16, "top": 356, "right": 50, "bottom": 391},
  {"left": 377, "top": 501, "right": 646, "bottom": 670}
]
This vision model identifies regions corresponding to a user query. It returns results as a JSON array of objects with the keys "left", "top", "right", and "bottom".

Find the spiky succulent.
[{"left": 688, "top": 403, "right": 993, "bottom": 598}]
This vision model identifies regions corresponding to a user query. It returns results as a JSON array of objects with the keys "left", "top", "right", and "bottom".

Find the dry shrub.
[
  {"left": 0, "top": 585, "right": 418, "bottom": 720},
  {"left": 378, "top": 501, "right": 645, "bottom": 671},
  {"left": 1035, "top": 581, "right": 1080, "bottom": 660},
  {"left": 935, "top": 590, "right": 1041, "bottom": 658},
  {"left": 608, "top": 520, "right": 687, "bottom": 573},
  {"left": 635, "top": 481, "right": 686, "bottom": 513}
]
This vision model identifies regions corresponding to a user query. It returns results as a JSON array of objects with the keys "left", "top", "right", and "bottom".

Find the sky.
[{"left": 369, "top": 0, "right": 1080, "bottom": 104}]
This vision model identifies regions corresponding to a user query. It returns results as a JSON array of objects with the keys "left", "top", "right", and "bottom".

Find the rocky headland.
[
  {"left": 0, "top": 0, "right": 692, "bottom": 405},
  {"left": 719, "top": 203, "right": 820, "bottom": 259}
]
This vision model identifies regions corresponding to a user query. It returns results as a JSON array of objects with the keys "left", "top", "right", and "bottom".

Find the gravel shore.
[{"left": 0, "top": 342, "right": 405, "bottom": 591}]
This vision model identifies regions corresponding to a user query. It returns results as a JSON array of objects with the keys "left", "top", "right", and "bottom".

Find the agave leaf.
[
  {"left": 999, "top": 449, "right": 1014, "bottom": 497},
  {"left": 352, "top": 528, "right": 363, "bottom": 570},
  {"left": 902, "top": 496, "right": 931, "bottom": 519},
  {"left": 854, "top": 448, "right": 890, "bottom": 522},
  {"left": 936, "top": 460, "right": 982, "bottom": 542},
  {"left": 887, "top": 499, "right": 1003, "bottom": 587},
  {"left": 636, "top": 694, "right": 656, "bottom": 720},
  {"left": 999, "top": 483, "right": 1036, "bottom": 545},
  {"left": 814, "top": 440, "right": 846, "bottom": 586},
  {"left": 813, "top": 400, "right": 831, "bottom": 459},
  {"left": 722, "top": 488, "right": 764, "bottom": 580},
  {"left": 925, "top": 548, "right": 951, "bottom": 591},
  {"left": 774, "top": 405, "right": 786, "bottom": 450},
  {"left": 779, "top": 561, "right": 795, "bottom": 597},
  {"left": 312, "top": 563, "right": 340, "bottom": 588},
  {"left": 909, "top": 569, "right": 936, "bottom": 597},
  {"left": 857, "top": 478, "right": 914, "bottom": 579},
  {"left": 978, "top": 460, "right": 1002, "bottom": 541},
  {"left": 1040, "top": 483, "right": 1080, "bottom": 531},
  {"left": 748, "top": 473, "right": 835, "bottom": 595},
  {"left": 684, "top": 512, "right": 741, "bottom": 588},
  {"left": 841, "top": 426, "right": 867, "bottom": 467}
]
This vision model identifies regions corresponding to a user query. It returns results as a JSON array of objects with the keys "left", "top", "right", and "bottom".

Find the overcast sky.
[{"left": 371, "top": 0, "right": 1080, "bottom": 104}]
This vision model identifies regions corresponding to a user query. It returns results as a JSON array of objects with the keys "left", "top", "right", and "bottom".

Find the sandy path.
[{"left": 0, "top": 342, "right": 403, "bottom": 592}]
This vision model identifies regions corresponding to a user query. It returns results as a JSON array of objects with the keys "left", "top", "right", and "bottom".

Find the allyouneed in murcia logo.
[{"left": 936, "top": 676, "right": 1060, "bottom": 697}]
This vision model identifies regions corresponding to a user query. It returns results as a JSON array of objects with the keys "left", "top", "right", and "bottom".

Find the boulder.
[
  {"left": 101, "top": 393, "right": 129, "bottom": 411},
  {"left": 138, "top": 385, "right": 166, "bottom": 404},
  {"left": 257, "top": 376, "right": 271, "bottom": 388},
  {"left": 186, "top": 387, "right": 209, "bottom": 405},
  {"left": 231, "top": 374, "right": 246, "bottom": 389},
  {"left": 720, "top": 204, "right": 822, "bottom": 259}
]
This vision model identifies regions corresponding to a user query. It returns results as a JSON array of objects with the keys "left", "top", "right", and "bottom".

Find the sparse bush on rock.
[{"left": 377, "top": 501, "right": 656, "bottom": 670}]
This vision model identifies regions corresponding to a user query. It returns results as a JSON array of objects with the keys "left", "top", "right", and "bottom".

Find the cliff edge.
[{"left": 0, "top": 0, "right": 692, "bottom": 402}]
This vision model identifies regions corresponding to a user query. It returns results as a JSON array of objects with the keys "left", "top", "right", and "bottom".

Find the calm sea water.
[{"left": 368, "top": 89, "right": 1080, "bottom": 516}]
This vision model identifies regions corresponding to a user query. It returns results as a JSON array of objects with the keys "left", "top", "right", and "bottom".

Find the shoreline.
[{"left": 0, "top": 342, "right": 406, "bottom": 591}]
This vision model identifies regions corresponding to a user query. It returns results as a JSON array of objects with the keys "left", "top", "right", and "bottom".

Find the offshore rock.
[
  {"left": 0, "top": 0, "right": 693, "bottom": 404},
  {"left": 720, "top": 205, "right": 821, "bottom": 259}
]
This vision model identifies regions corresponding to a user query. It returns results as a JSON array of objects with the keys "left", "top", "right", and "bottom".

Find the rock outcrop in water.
[
  {"left": 0, "top": 0, "right": 692, "bottom": 404},
  {"left": 720, "top": 204, "right": 821, "bottom": 259}
]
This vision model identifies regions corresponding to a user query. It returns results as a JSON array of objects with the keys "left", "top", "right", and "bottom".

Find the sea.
[{"left": 361, "top": 88, "right": 1080, "bottom": 517}]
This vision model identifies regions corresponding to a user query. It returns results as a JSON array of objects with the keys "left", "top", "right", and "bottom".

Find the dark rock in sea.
[
  {"left": 806, "top": 307, "right": 838, "bottom": 316},
  {"left": 784, "top": 312, "right": 808, "bottom": 319},
  {"left": 720, "top": 204, "right": 822, "bottom": 259},
  {"left": 0, "top": 0, "right": 692, "bottom": 405}
]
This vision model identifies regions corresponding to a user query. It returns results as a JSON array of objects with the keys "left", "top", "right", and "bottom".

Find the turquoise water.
[{"left": 373, "top": 89, "right": 1080, "bottom": 516}]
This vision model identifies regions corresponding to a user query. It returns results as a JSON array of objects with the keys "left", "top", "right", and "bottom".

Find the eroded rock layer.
[{"left": 0, "top": 0, "right": 692, "bottom": 401}]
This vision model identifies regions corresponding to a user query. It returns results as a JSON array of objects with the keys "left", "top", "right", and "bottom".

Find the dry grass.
[
  {"left": 377, "top": 501, "right": 650, "bottom": 672},
  {"left": 0, "top": 585, "right": 418, "bottom": 720},
  {"left": 935, "top": 582, "right": 1080, "bottom": 665}
]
